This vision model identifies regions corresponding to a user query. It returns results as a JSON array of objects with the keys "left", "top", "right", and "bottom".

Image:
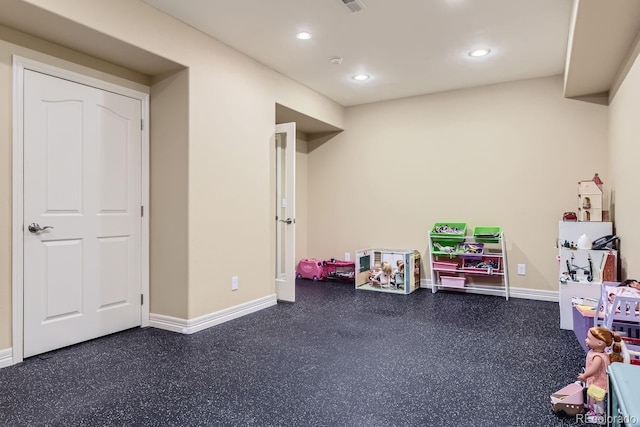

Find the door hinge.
[
  {"left": 141, "top": 206, "right": 144, "bottom": 217},
  {"left": 141, "top": 294, "right": 144, "bottom": 305},
  {"left": 141, "top": 119, "right": 144, "bottom": 130}
]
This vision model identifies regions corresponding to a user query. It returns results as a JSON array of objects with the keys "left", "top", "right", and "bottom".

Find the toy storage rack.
[{"left": 428, "top": 227, "right": 509, "bottom": 300}]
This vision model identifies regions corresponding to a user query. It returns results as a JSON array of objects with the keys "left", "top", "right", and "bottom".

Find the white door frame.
[{"left": 11, "top": 55, "right": 150, "bottom": 365}]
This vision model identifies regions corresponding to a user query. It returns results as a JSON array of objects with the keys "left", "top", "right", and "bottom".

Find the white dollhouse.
[
  {"left": 354, "top": 248, "right": 421, "bottom": 294},
  {"left": 578, "top": 177, "right": 603, "bottom": 222}
]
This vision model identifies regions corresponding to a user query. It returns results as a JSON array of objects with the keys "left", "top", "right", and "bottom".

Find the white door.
[
  {"left": 275, "top": 123, "right": 296, "bottom": 302},
  {"left": 23, "top": 70, "right": 142, "bottom": 357}
]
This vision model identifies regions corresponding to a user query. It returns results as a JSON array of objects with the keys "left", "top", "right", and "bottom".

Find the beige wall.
[
  {"left": 0, "top": 0, "right": 344, "bottom": 352},
  {"left": 609, "top": 47, "right": 640, "bottom": 280},
  {"left": 3, "top": 0, "right": 634, "bottom": 357},
  {"left": 306, "top": 75, "right": 609, "bottom": 293},
  {"left": 149, "top": 69, "right": 189, "bottom": 318},
  {"left": 20, "top": 0, "right": 344, "bottom": 319}
]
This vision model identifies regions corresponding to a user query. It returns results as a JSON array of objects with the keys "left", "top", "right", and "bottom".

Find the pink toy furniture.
[
  {"left": 550, "top": 382, "right": 584, "bottom": 417},
  {"left": 596, "top": 284, "right": 640, "bottom": 339},
  {"left": 322, "top": 259, "right": 355, "bottom": 282},
  {"left": 574, "top": 282, "right": 640, "bottom": 353},
  {"left": 296, "top": 258, "right": 325, "bottom": 281}
]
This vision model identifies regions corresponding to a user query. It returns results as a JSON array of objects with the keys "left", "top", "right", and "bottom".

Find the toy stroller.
[{"left": 550, "top": 381, "right": 584, "bottom": 417}]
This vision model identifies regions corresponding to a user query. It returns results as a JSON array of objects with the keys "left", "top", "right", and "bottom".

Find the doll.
[
  {"left": 377, "top": 261, "right": 393, "bottom": 288},
  {"left": 620, "top": 279, "right": 640, "bottom": 290},
  {"left": 607, "top": 279, "right": 640, "bottom": 312},
  {"left": 368, "top": 263, "right": 382, "bottom": 286},
  {"left": 394, "top": 261, "right": 405, "bottom": 289},
  {"left": 369, "top": 262, "right": 393, "bottom": 287},
  {"left": 577, "top": 326, "right": 624, "bottom": 423}
]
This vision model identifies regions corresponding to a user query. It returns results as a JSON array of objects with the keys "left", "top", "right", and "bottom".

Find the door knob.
[
  {"left": 28, "top": 223, "right": 53, "bottom": 233},
  {"left": 278, "top": 218, "right": 294, "bottom": 224}
]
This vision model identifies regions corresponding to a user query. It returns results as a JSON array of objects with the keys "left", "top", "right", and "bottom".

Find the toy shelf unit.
[
  {"left": 557, "top": 220, "right": 616, "bottom": 330},
  {"left": 428, "top": 224, "right": 509, "bottom": 300},
  {"left": 558, "top": 248, "right": 617, "bottom": 330},
  {"left": 355, "top": 248, "right": 421, "bottom": 295}
]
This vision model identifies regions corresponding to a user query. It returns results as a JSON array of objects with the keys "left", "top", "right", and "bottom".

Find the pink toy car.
[{"left": 296, "top": 258, "right": 325, "bottom": 281}]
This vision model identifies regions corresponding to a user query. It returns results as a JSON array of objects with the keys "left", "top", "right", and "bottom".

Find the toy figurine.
[
  {"left": 369, "top": 261, "right": 393, "bottom": 288},
  {"left": 434, "top": 242, "right": 456, "bottom": 253},
  {"left": 378, "top": 261, "right": 393, "bottom": 288},
  {"left": 606, "top": 280, "right": 640, "bottom": 311},
  {"left": 394, "top": 261, "right": 405, "bottom": 289},
  {"left": 619, "top": 278, "right": 640, "bottom": 290},
  {"left": 434, "top": 225, "right": 463, "bottom": 234},
  {"left": 577, "top": 326, "right": 624, "bottom": 424},
  {"left": 368, "top": 263, "right": 382, "bottom": 287}
]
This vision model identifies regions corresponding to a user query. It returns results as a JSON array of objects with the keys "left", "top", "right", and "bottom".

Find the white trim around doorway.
[{"left": 11, "top": 55, "right": 150, "bottom": 366}]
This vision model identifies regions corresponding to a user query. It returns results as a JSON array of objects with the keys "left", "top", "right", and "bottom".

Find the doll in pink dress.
[
  {"left": 577, "top": 327, "right": 624, "bottom": 424},
  {"left": 377, "top": 262, "right": 393, "bottom": 288}
]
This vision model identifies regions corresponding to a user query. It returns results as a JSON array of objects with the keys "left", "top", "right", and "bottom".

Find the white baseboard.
[
  {"left": 420, "top": 279, "right": 558, "bottom": 302},
  {"left": 150, "top": 294, "right": 278, "bottom": 334},
  {"left": 0, "top": 348, "right": 13, "bottom": 369},
  {"left": 508, "top": 287, "right": 558, "bottom": 302}
]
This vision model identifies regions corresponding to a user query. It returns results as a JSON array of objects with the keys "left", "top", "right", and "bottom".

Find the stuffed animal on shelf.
[{"left": 433, "top": 242, "right": 455, "bottom": 253}]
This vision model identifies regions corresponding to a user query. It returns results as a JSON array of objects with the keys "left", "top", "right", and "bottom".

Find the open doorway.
[{"left": 275, "top": 104, "right": 343, "bottom": 297}]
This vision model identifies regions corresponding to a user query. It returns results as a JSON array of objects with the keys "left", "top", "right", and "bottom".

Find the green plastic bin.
[
  {"left": 473, "top": 226, "right": 502, "bottom": 243},
  {"left": 431, "top": 223, "right": 467, "bottom": 239},
  {"left": 431, "top": 223, "right": 467, "bottom": 254}
]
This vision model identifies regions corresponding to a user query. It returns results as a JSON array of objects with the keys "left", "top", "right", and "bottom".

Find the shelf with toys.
[
  {"left": 428, "top": 223, "right": 509, "bottom": 300},
  {"left": 557, "top": 220, "right": 617, "bottom": 330}
]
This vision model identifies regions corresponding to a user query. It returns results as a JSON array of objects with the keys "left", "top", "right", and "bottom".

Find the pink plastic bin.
[
  {"left": 461, "top": 257, "right": 501, "bottom": 274},
  {"left": 296, "top": 258, "right": 325, "bottom": 281},
  {"left": 433, "top": 261, "right": 459, "bottom": 271},
  {"left": 440, "top": 276, "right": 466, "bottom": 288}
]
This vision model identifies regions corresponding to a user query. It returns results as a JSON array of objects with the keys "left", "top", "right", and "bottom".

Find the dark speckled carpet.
[{"left": 0, "top": 280, "right": 589, "bottom": 426}]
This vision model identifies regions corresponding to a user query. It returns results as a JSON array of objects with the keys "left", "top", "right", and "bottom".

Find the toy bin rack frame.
[{"left": 428, "top": 226, "right": 509, "bottom": 300}]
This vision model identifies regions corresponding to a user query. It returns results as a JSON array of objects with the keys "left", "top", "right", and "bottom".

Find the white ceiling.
[
  {"left": 2, "top": 0, "right": 639, "bottom": 119},
  {"left": 142, "top": 0, "right": 574, "bottom": 107}
]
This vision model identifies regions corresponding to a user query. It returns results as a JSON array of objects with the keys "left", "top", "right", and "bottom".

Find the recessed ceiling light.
[
  {"left": 468, "top": 48, "right": 491, "bottom": 57},
  {"left": 296, "top": 31, "right": 312, "bottom": 40},
  {"left": 352, "top": 74, "right": 370, "bottom": 81}
]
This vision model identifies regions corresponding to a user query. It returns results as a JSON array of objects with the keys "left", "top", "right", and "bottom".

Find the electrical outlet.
[
  {"left": 231, "top": 276, "right": 238, "bottom": 291},
  {"left": 344, "top": 252, "right": 351, "bottom": 261},
  {"left": 517, "top": 264, "right": 526, "bottom": 276}
]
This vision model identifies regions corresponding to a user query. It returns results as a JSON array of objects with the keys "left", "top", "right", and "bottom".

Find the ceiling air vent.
[{"left": 337, "top": 0, "right": 365, "bottom": 14}]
